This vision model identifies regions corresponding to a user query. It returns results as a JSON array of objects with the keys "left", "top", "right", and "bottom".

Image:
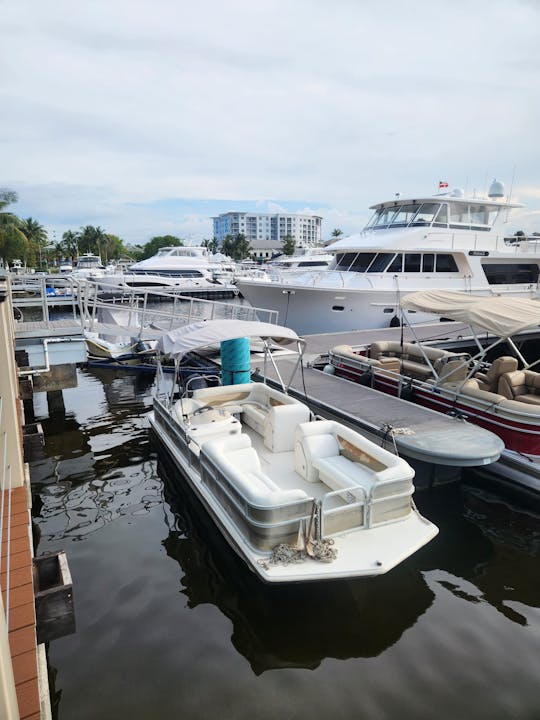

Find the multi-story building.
[{"left": 212, "top": 212, "right": 323, "bottom": 248}]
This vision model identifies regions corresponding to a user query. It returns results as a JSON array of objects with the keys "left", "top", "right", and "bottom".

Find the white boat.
[
  {"left": 59, "top": 259, "right": 73, "bottom": 273},
  {"left": 71, "top": 253, "right": 105, "bottom": 279},
  {"left": 265, "top": 247, "right": 334, "bottom": 271},
  {"left": 103, "top": 245, "right": 237, "bottom": 295},
  {"left": 84, "top": 304, "right": 158, "bottom": 361},
  {"left": 327, "top": 291, "right": 540, "bottom": 493},
  {"left": 149, "top": 319, "right": 438, "bottom": 583},
  {"left": 237, "top": 180, "right": 540, "bottom": 334}
]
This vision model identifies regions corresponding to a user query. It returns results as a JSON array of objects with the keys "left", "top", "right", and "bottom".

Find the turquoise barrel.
[{"left": 221, "top": 337, "right": 251, "bottom": 385}]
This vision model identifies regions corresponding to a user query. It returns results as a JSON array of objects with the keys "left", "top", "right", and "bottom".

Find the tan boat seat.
[
  {"left": 474, "top": 356, "right": 518, "bottom": 392},
  {"left": 498, "top": 370, "right": 540, "bottom": 405}
]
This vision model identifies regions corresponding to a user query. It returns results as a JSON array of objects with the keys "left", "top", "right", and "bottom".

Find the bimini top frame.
[{"left": 155, "top": 318, "right": 306, "bottom": 401}]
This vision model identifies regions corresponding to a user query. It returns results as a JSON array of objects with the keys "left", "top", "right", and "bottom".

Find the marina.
[
  {"left": 1, "top": 256, "right": 539, "bottom": 718},
  {"left": 1, "top": 260, "right": 540, "bottom": 720}
]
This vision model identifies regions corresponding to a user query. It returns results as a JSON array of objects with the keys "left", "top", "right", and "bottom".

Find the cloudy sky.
[{"left": 3, "top": 0, "right": 540, "bottom": 246}]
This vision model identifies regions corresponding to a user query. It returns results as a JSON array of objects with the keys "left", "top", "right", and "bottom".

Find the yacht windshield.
[{"left": 366, "top": 202, "right": 444, "bottom": 230}]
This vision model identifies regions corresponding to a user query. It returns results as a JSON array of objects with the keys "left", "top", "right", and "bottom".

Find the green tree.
[
  {"left": 102, "top": 234, "right": 126, "bottom": 262},
  {"left": 61, "top": 230, "right": 80, "bottom": 259},
  {"left": 331, "top": 228, "right": 343, "bottom": 239},
  {"left": 202, "top": 237, "right": 219, "bottom": 253},
  {"left": 140, "top": 235, "right": 183, "bottom": 260},
  {"left": 0, "top": 189, "right": 30, "bottom": 266},
  {"left": 20, "top": 217, "right": 48, "bottom": 268},
  {"left": 78, "top": 225, "right": 108, "bottom": 257},
  {"left": 221, "top": 233, "right": 252, "bottom": 260},
  {"left": 281, "top": 234, "right": 296, "bottom": 256}
]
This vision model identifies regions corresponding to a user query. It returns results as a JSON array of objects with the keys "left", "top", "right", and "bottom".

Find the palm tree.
[
  {"left": 331, "top": 228, "right": 343, "bottom": 238},
  {"left": 0, "top": 189, "right": 29, "bottom": 265},
  {"left": 61, "top": 230, "right": 80, "bottom": 259},
  {"left": 78, "top": 225, "right": 108, "bottom": 258},
  {"left": 20, "top": 218, "right": 48, "bottom": 269}
]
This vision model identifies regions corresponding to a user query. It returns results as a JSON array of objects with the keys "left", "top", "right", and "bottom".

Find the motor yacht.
[
  {"left": 237, "top": 180, "right": 540, "bottom": 334},
  {"left": 265, "top": 247, "right": 333, "bottom": 272},
  {"left": 71, "top": 253, "right": 105, "bottom": 279}
]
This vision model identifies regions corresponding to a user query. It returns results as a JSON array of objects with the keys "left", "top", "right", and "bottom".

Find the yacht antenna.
[{"left": 506, "top": 165, "right": 516, "bottom": 223}]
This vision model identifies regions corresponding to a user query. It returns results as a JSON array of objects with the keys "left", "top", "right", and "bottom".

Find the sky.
[{"left": 2, "top": 0, "right": 540, "bottom": 247}]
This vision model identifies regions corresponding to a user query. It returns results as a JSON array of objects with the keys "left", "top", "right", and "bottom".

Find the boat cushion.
[
  {"left": 264, "top": 402, "right": 312, "bottom": 453},
  {"left": 498, "top": 370, "right": 540, "bottom": 404},
  {"left": 294, "top": 433, "right": 340, "bottom": 482},
  {"left": 475, "top": 356, "right": 518, "bottom": 392},
  {"left": 313, "top": 455, "right": 374, "bottom": 495}
]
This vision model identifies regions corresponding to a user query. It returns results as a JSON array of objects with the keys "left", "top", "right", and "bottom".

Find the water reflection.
[
  {"left": 31, "top": 369, "right": 161, "bottom": 542},
  {"left": 414, "top": 481, "right": 540, "bottom": 626},
  {"left": 158, "top": 452, "right": 435, "bottom": 674}
]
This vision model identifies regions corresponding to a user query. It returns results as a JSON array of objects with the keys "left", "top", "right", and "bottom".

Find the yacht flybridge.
[{"left": 237, "top": 181, "right": 540, "bottom": 334}]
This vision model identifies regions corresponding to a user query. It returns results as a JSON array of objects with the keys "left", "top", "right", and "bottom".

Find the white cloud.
[{"left": 2, "top": 0, "right": 540, "bottom": 241}]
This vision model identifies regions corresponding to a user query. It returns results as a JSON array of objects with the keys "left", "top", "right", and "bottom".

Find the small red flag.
[{"left": 439, "top": 181, "right": 449, "bottom": 189}]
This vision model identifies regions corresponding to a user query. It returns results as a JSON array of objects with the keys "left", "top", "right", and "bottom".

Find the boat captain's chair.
[
  {"left": 497, "top": 370, "right": 540, "bottom": 405},
  {"left": 474, "top": 356, "right": 518, "bottom": 392}
]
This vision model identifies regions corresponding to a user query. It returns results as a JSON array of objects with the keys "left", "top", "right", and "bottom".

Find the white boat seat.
[
  {"left": 313, "top": 455, "right": 373, "bottom": 500},
  {"left": 203, "top": 434, "right": 309, "bottom": 507}
]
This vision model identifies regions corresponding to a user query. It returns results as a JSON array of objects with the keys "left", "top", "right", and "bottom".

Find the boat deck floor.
[{"left": 245, "top": 426, "right": 335, "bottom": 503}]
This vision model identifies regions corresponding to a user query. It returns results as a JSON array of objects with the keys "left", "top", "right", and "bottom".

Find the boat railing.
[
  {"left": 83, "top": 287, "right": 278, "bottom": 334},
  {"left": 320, "top": 486, "right": 367, "bottom": 535}
]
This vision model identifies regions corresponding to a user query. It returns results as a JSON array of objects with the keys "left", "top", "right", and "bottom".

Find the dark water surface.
[{"left": 30, "top": 368, "right": 540, "bottom": 720}]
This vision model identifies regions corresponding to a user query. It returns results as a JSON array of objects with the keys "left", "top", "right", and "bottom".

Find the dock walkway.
[{"left": 250, "top": 322, "right": 504, "bottom": 481}]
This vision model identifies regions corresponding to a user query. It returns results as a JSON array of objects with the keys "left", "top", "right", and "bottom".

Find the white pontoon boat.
[{"left": 149, "top": 320, "right": 438, "bottom": 583}]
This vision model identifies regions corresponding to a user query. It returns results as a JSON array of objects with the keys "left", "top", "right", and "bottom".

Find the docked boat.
[
  {"left": 101, "top": 245, "right": 237, "bottom": 296},
  {"left": 265, "top": 247, "right": 334, "bottom": 271},
  {"left": 327, "top": 291, "right": 540, "bottom": 493},
  {"left": 149, "top": 319, "right": 438, "bottom": 583},
  {"left": 71, "top": 253, "right": 105, "bottom": 279},
  {"left": 237, "top": 180, "right": 540, "bottom": 334}
]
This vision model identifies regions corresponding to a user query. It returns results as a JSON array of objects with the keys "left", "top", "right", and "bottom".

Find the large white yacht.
[
  {"left": 265, "top": 247, "right": 334, "bottom": 271},
  {"left": 97, "top": 245, "right": 236, "bottom": 295},
  {"left": 237, "top": 181, "right": 540, "bottom": 334},
  {"left": 129, "top": 245, "right": 214, "bottom": 279}
]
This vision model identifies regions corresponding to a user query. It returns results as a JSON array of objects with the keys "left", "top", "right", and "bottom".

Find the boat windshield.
[{"left": 366, "top": 200, "right": 500, "bottom": 231}]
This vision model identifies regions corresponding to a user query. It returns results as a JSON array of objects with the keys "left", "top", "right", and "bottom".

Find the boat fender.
[
  {"left": 322, "top": 364, "right": 335, "bottom": 375},
  {"left": 389, "top": 315, "right": 401, "bottom": 328}
]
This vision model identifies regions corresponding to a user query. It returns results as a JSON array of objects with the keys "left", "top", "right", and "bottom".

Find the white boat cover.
[
  {"left": 401, "top": 291, "right": 540, "bottom": 338},
  {"left": 157, "top": 319, "right": 300, "bottom": 357}
]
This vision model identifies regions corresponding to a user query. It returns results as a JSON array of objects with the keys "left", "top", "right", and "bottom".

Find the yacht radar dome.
[
  {"left": 451, "top": 188, "right": 464, "bottom": 198},
  {"left": 488, "top": 179, "right": 505, "bottom": 199}
]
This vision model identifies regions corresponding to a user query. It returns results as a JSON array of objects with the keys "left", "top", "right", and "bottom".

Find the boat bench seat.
[
  {"left": 312, "top": 456, "right": 373, "bottom": 501},
  {"left": 192, "top": 382, "right": 311, "bottom": 452},
  {"left": 369, "top": 341, "right": 464, "bottom": 381},
  {"left": 332, "top": 345, "right": 401, "bottom": 373},
  {"left": 459, "top": 380, "right": 506, "bottom": 404},
  {"left": 203, "top": 434, "right": 308, "bottom": 507},
  {"left": 498, "top": 370, "right": 540, "bottom": 406}
]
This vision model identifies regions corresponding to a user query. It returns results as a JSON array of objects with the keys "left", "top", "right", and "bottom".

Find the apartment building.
[{"left": 212, "top": 212, "right": 323, "bottom": 247}]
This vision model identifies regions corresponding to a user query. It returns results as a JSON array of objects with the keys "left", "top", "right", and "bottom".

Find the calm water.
[{"left": 29, "top": 368, "right": 540, "bottom": 720}]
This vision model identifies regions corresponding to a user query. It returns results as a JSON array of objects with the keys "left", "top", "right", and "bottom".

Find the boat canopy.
[
  {"left": 401, "top": 291, "right": 540, "bottom": 338},
  {"left": 157, "top": 319, "right": 301, "bottom": 358}
]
